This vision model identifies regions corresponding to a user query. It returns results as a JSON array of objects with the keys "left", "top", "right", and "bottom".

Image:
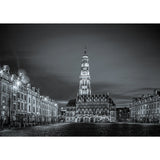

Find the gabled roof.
[{"left": 66, "top": 99, "right": 76, "bottom": 106}]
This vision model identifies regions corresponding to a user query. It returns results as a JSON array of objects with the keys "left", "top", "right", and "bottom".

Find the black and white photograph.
[
  {"left": 1, "top": 1, "right": 160, "bottom": 160},
  {"left": 0, "top": 24, "right": 160, "bottom": 136}
]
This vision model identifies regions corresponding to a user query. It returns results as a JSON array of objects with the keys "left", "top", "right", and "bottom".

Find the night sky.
[{"left": 0, "top": 24, "right": 160, "bottom": 107}]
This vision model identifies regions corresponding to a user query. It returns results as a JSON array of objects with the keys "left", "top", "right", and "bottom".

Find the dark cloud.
[
  {"left": 0, "top": 24, "right": 160, "bottom": 107},
  {"left": 91, "top": 82, "right": 121, "bottom": 93}
]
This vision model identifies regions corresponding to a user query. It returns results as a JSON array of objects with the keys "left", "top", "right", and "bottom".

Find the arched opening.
[
  {"left": 80, "top": 117, "right": 83, "bottom": 123},
  {"left": 83, "top": 117, "right": 86, "bottom": 123},
  {"left": 90, "top": 117, "right": 94, "bottom": 123},
  {"left": 86, "top": 117, "right": 89, "bottom": 123}
]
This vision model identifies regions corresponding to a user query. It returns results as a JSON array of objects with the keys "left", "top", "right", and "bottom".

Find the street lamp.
[
  {"left": 36, "top": 112, "right": 40, "bottom": 125},
  {"left": 1, "top": 105, "right": 6, "bottom": 129},
  {"left": 16, "top": 81, "right": 21, "bottom": 87}
]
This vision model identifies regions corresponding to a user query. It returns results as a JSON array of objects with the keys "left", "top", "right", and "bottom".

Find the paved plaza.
[{"left": 1, "top": 123, "right": 160, "bottom": 136}]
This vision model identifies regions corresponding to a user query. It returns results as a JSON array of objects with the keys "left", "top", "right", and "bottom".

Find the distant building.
[
  {"left": 130, "top": 89, "right": 160, "bottom": 123},
  {"left": 75, "top": 48, "right": 116, "bottom": 123},
  {"left": 76, "top": 94, "right": 116, "bottom": 123},
  {"left": 116, "top": 107, "right": 130, "bottom": 122},
  {"left": 65, "top": 99, "right": 76, "bottom": 122},
  {"left": 58, "top": 106, "right": 66, "bottom": 122},
  {"left": 0, "top": 65, "right": 58, "bottom": 128}
]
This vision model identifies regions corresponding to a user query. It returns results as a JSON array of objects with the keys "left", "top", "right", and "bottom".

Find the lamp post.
[
  {"left": 36, "top": 112, "right": 40, "bottom": 125},
  {"left": 1, "top": 105, "right": 6, "bottom": 129},
  {"left": 8, "top": 91, "right": 11, "bottom": 128},
  {"left": 54, "top": 103, "right": 58, "bottom": 123}
]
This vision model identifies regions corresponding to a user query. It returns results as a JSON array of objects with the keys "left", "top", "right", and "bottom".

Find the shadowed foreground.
[{"left": 0, "top": 123, "right": 160, "bottom": 136}]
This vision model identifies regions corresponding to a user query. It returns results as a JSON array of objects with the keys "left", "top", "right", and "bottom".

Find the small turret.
[{"left": 3, "top": 65, "right": 10, "bottom": 74}]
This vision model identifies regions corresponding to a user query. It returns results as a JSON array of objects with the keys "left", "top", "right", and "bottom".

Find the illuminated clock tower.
[{"left": 78, "top": 47, "right": 91, "bottom": 95}]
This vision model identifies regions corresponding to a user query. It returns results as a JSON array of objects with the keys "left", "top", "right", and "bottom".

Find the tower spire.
[{"left": 78, "top": 47, "right": 91, "bottom": 96}]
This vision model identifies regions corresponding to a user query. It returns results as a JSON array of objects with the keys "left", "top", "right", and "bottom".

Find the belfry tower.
[{"left": 78, "top": 47, "right": 91, "bottom": 95}]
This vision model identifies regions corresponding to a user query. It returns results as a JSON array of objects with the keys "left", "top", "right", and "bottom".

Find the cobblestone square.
[{"left": 0, "top": 123, "right": 160, "bottom": 136}]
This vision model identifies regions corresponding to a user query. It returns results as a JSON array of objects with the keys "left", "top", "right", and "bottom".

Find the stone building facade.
[
  {"left": 65, "top": 48, "right": 116, "bottom": 123},
  {"left": 76, "top": 94, "right": 116, "bottom": 123},
  {"left": 130, "top": 90, "right": 160, "bottom": 123},
  {"left": 58, "top": 106, "right": 66, "bottom": 122},
  {"left": 65, "top": 99, "right": 76, "bottom": 123},
  {"left": 0, "top": 65, "right": 58, "bottom": 128},
  {"left": 116, "top": 107, "right": 130, "bottom": 122},
  {"left": 75, "top": 48, "right": 116, "bottom": 123}
]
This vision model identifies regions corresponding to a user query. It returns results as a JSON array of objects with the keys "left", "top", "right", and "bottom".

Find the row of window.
[
  {"left": 17, "top": 102, "right": 27, "bottom": 111},
  {"left": 1, "top": 85, "right": 53, "bottom": 107},
  {"left": 66, "top": 117, "right": 75, "bottom": 121},
  {"left": 17, "top": 92, "right": 27, "bottom": 101},
  {"left": 2, "top": 84, "right": 27, "bottom": 94},
  {"left": 2, "top": 84, "right": 9, "bottom": 93},
  {"left": 12, "top": 103, "right": 51, "bottom": 115},
  {"left": 66, "top": 112, "right": 75, "bottom": 116},
  {"left": 1, "top": 93, "right": 56, "bottom": 116},
  {"left": 78, "top": 111, "right": 110, "bottom": 115},
  {"left": 133, "top": 99, "right": 160, "bottom": 105},
  {"left": 78, "top": 99, "right": 110, "bottom": 103},
  {"left": 138, "top": 109, "right": 159, "bottom": 115},
  {"left": 77, "top": 108, "right": 110, "bottom": 112},
  {"left": 138, "top": 103, "right": 160, "bottom": 110}
]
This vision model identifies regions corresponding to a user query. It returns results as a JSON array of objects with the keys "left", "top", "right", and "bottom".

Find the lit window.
[
  {"left": 13, "top": 104, "right": 16, "bottom": 110},
  {"left": 2, "top": 85, "right": 6, "bottom": 93},
  {"left": 21, "top": 94, "right": 23, "bottom": 99},
  {"left": 13, "top": 95, "right": 16, "bottom": 101},
  {"left": 18, "top": 102, "right": 20, "bottom": 109},
  {"left": 17, "top": 92, "right": 20, "bottom": 98}
]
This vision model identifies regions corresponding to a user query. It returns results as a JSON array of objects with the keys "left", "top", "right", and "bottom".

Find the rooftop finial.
[{"left": 84, "top": 45, "right": 87, "bottom": 55}]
